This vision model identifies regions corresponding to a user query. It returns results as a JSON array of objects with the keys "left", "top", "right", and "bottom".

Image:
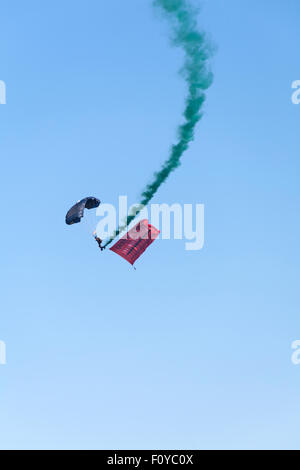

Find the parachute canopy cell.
[
  {"left": 110, "top": 219, "right": 160, "bottom": 265},
  {"left": 65, "top": 197, "right": 100, "bottom": 225}
]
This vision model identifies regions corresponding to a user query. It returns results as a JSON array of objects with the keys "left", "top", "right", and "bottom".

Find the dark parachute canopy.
[{"left": 65, "top": 197, "right": 100, "bottom": 225}]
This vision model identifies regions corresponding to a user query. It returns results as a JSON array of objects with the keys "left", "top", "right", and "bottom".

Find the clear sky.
[{"left": 0, "top": 0, "right": 300, "bottom": 450}]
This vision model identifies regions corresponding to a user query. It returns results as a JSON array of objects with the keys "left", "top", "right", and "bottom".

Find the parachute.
[
  {"left": 65, "top": 197, "right": 100, "bottom": 225},
  {"left": 110, "top": 219, "right": 160, "bottom": 265}
]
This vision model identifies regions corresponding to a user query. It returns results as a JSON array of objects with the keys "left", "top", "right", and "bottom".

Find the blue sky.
[{"left": 0, "top": 0, "right": 300, "bottom": 450}]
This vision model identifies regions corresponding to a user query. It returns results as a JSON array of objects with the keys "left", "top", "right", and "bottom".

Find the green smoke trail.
[{"left": 104, "top": 0, "right": 213, "bottom": 246}]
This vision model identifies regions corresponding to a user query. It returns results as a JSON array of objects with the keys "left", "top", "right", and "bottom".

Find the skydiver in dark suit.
[{"left": 93, "top": 232, "right": 104, "bottom": 251}]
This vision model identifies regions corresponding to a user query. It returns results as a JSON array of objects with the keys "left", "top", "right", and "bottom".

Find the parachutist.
[{"left": 93, "top": 232, "right": 105, "bottom": 251}]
